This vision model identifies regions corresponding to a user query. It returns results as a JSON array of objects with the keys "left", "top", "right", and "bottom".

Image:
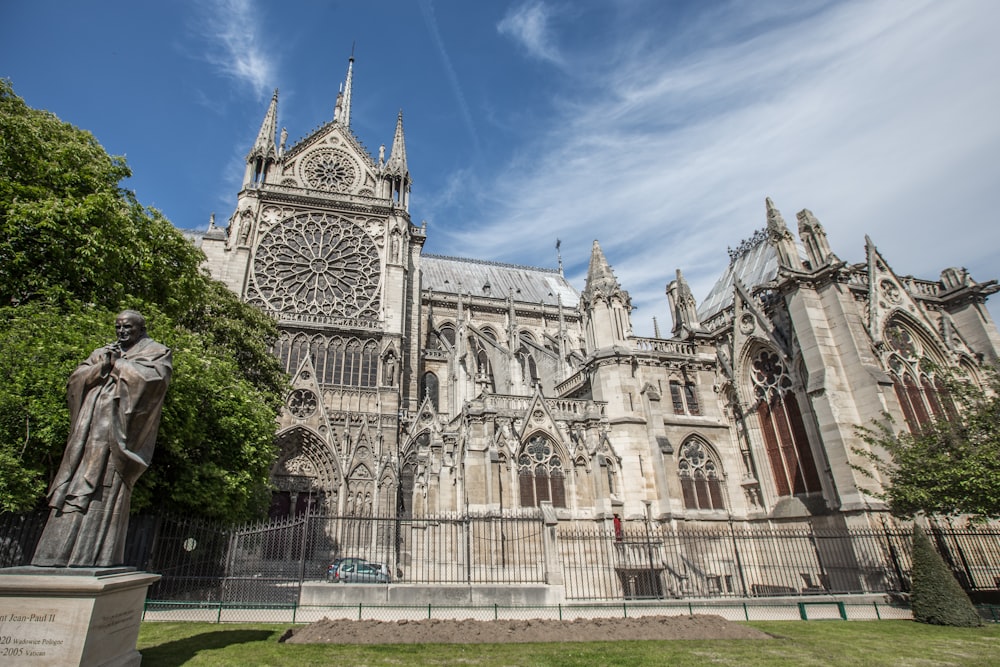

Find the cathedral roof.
[
  {"left": 697, "top": 227, "right": 780, "bottom": 321},
  {"left": 422, "top": 254, "right": 579, "bottom": 307}
]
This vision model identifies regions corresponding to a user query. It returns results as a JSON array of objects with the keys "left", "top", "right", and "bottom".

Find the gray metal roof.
[
  {"left": 697, "top": 230, "right": 780, "bottom": 321},
  {"left": 421, "top": 254, "right": 580, "bottom": 307}
]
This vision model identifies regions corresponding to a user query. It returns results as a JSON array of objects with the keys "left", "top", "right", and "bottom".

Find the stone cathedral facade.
[{"left": 200, "top": 60, "right": 1000, "bottom": 533}]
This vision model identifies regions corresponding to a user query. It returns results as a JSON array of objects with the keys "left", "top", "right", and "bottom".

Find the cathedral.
[{"left": 200, "top": 58, "right": 1000, "bottom": 534}]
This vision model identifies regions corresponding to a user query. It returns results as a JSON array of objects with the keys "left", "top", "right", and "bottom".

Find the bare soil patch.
[{"left": 281, "top": 614, "right": 772, "bottom": 644}]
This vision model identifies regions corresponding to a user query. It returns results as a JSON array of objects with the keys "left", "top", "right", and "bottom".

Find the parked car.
[
  {"left": 337, "top": 560, "right": 390, "bottom": 584},
  {"left": 326, "top": 557, "right": 367, "bottom": 582}
]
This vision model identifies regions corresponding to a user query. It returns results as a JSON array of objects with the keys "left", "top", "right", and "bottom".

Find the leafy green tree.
[
  {"left": 855, "top": 365, "right": 1000, "bottom": 520},
  {"left": 0, "top": 80, "right": 287, "bottom": 521},
  {"left": 910, "top": 523, "right": 981, "bottom": 626}
]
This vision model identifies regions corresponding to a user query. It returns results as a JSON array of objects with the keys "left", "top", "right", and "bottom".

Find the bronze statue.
[{"left": 31, "top": 310, "right": 172, "bottom": 567}]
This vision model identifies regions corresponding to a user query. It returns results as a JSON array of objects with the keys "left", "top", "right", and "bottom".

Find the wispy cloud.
[
  {"left": 435, "top": 0, "right": 1000, "bottom": 335},
  {"left": 195, "top": 0, "right": 276, "bottom": 100},
  {"left": 497, "top": 1, "right": 565, "bottom": 66},
  {"left": 418, "top": 0, "right": 482, "bottom": 156}
]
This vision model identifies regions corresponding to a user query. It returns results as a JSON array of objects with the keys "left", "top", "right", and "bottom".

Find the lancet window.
[
  {"left": 884, "top": 321, "right": 952, "bottom": 432},
  {"left": 749, "top": 348, "right": 822, "bottom": 497},
  {"left": 421, "top": 372, "right": 439, "bottom": 408},
  {"left": 517, "top": 434, "right": 566, "bottom": 508},
  {"left": 677, "top": 438, "right": 726, "bottom": 511},
  {"left": 669, "top": 381, "right": 701, "bottom": 415},
  {"left": 275, "top": 333, "right": 379, "bottom": 387}
]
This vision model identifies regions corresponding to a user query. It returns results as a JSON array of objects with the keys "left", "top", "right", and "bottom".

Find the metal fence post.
[{"left": 729, "top": 519, "right": 749, "bottom": 597}]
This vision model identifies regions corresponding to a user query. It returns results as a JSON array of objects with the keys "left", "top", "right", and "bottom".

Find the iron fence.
[
  {"left": 2, "top": 511, "right": 999, "bottom": 606},
  {"left": 557, "top": 522, "right": 915, "bottom": 600}
]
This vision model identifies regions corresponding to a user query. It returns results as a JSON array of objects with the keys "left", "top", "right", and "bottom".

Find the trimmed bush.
[{"left": 910, "top": 523, "right": 981, "bottom": 626}]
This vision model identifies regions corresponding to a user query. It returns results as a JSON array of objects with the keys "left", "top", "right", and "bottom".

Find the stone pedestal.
[{"left": 0, "top": 567, "right": 160, "bottom": 666}]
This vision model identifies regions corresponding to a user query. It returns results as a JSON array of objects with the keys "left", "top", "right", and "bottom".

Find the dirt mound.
[{"left": 281, "top": 614, "right": 772, "bottom": 644}]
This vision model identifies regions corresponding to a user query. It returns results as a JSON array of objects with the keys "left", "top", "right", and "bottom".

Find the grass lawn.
[{"left": 137, "top": 620, "right": 1000, "bottom": 666}]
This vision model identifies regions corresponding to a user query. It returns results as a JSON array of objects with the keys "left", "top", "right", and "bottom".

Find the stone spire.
[
  {"left": 382, "top": 110, "right": 411, "bottom": 209},
  {"left": 334, "top": 54, "right": 354, "bottom": 127},
  {"left": 583, "top": 240, "right": 622, "bottom": 299},
  {"left": 247, "top": 89, "right": 278, "bottom": 162},
  {"left": 764, "top": 197, "right": 802, "bottom": 270},
  {"left": 666, "top": 268, "right": 703, "bottom": 337},
  {"left": 581, "top": 240, "right": 632, "bottom": 350},
  {"left": 796, "top": 208, "right": 837, "bottom": 269},
  {"left": 384, "top": 110, "right": 409, "bottom": 178},
  {"left": 244, "top": 89, "right": 279, "bottom": 187}
]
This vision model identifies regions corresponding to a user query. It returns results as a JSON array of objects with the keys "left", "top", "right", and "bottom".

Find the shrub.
[{"left": 909, "top": 523, "right": 981, "bottom": 626}]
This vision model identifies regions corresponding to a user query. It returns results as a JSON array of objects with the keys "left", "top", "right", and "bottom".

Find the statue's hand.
[{"left": 102, "top": 343, "right": 121, "bottom": 372}]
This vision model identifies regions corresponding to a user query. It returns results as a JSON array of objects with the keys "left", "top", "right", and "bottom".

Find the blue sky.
[{"left": 3, "top": 0, "right": 999, "bottom": 335}]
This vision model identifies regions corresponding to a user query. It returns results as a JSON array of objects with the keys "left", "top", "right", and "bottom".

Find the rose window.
[
  {"left": 251, "top": 212, "right": 381, "bottom": 319},
  {"left": 287, "top": 389, "right": 318, "bottom": 418},
  {"left": 302, "top": 149, "right": 358, "bottom": 191}
]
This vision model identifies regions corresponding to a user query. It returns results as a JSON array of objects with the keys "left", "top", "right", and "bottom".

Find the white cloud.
[
  {"left": 497, "top": 1, "right": 565, "bottom": 66},
  {"left": 196, "top": 0, "right": 276, "bottom": 100},
  {"left": 437, "top": 0, "right": 1000, "bottom": 336}
]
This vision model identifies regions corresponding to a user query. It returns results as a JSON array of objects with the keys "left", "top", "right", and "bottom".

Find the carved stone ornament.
[
  {"left": 739, "top": 313, "right": 756, "bottom": 335},
  {"left": 880, "top": 279, "right": 901, "bottom": 304},
  {"left": 251, "top": 211, "right": 381, "bottom": 318},
  {"left": 287, "top": 388, "right": 318, "bottom": 418},
  {"left": 302, "top": 148, "right": 358, "bottom": 192},
  {"left": 281, "top": 453, "right": 316, "bottom": 477}
]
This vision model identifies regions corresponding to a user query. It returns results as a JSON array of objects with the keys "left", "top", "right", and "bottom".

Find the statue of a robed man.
[{"left": 32, "top": 310, "right": 172, "bottom": 567}]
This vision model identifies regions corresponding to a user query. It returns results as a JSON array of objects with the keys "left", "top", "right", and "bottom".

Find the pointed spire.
[
  {"left": 248, "top": 89, "right": 279, "bottom": 162},
  {"left": 764, "top": 197, "right": 802, "bottom": 270},
  {"left": 666, "top": 268, "right": 702, "bottom": 337},
  {"left": 335, "top": 53, "right": 354, "bottom": 127},
  {"left": 584, "top": 240, "right": 620, "bottom": 297},
  {"left": 765, "top": 197, "right": 788, "bottom": 235},
  {"left": 796, "top": 208, "right": 837, "bottom": 269},
  {"left": 244, "top": 89, "right": 279, "bottom": 187},
  {"left": 384, "top": 110, "right": 409, "bottom": 177}
]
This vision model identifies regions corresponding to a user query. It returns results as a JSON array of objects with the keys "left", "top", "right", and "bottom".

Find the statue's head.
[{"left": 115, "top": 310, "right": 147, "bottom": 350}]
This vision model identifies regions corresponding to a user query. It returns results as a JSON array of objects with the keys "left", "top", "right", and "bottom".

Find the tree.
[
  {"left": 909, "top": 524, "right": 981, "bottom": 626},
  {"left": 0, "top": 80, "right": 287, "bottom": 521},
  {"left": 855, "top": 365, "right": 1000, "bottom": 520}
]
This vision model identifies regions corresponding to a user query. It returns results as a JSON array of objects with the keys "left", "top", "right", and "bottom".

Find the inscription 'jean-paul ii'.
[{"left": 31, "top": 311, "right": 172, "bottom": 568}]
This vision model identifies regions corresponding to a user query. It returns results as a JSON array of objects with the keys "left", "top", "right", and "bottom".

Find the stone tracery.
[{"left": 251, "top": 211, "right": 381, "bottom": 319}]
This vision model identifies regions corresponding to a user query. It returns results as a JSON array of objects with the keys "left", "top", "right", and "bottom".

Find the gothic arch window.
[
  {"left": 274, "top": 333, "right": 379, "bottom": 388},
  {"left": 480, "top": 327, "right": 498, "bottom": 342},
  {"left": 471, "top": 339, "right": 496, "bottom": 392},
  {"left": 398, "top": 454, "right": 416, "bottom": 519},
  {"left": 438, "top": 323, "right": 456, "bottom": 348},
  {"left": 517, "top": 434, "right": 566, "bottom": 508},
  {"left": 360, "top": 340, "right": 378, "bottom": 386},
  {"left": 677, "top": 438, "right": 726, "bottom": 511},
  {"left": 749, "top": 348, "right": 822, "bottom": 497},
  {"left": 884, "top": 320, "right": 951, "bottom": 432},
  {"left": 518, "top": 350, "right": 539, "bottom": 387},
  {"left": 669, "top": 380, "right": 700, "bottom": 415},
  {"left": 519, "top": 330, "right": 536, "bottom": 346},
  {"left": 276, "top": 332, "right": 311, "bottom": 376},
  {"left": 421, "top": 371, "right": 439, "bottom": 408}
]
